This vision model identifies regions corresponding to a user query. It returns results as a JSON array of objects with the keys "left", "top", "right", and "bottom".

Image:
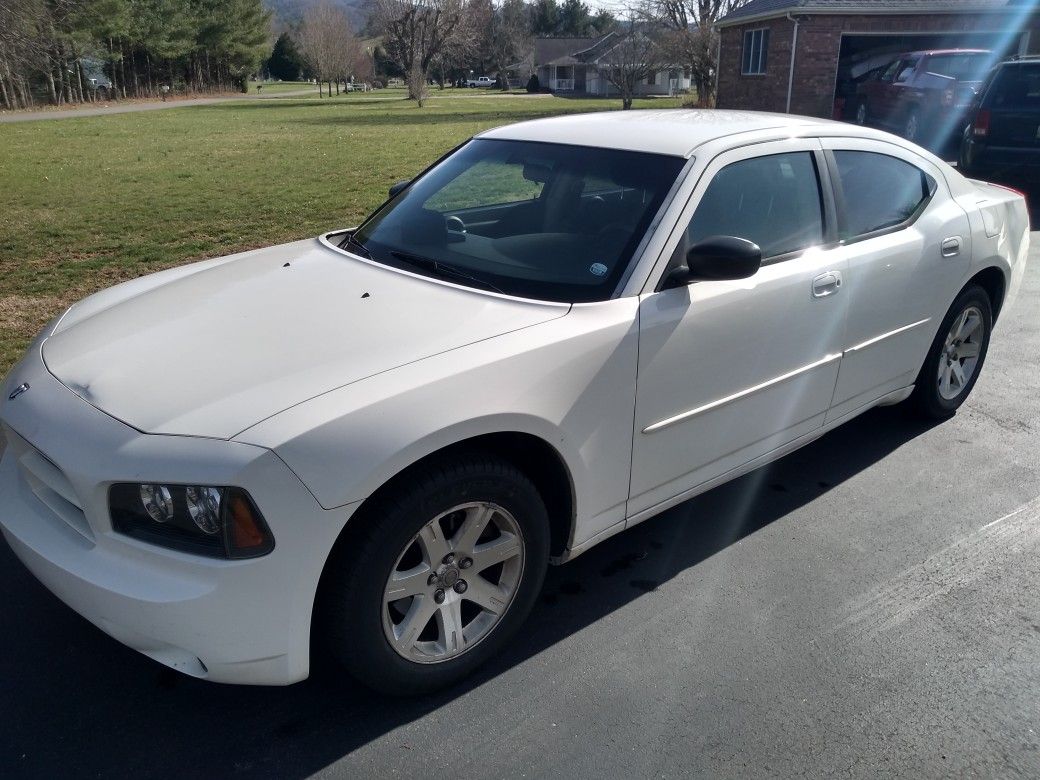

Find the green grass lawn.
[
  {"left": 0, "top": 93, "right": 681, "bottom": 373},
  {"left": 247, "top": 80, "right": 318, "bottom": 95}
]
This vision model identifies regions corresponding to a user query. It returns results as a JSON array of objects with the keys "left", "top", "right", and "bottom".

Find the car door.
[
  {"left": 822, "top": 139, "right": 972, "bottom": 422},
  {"left": 628, "top": 140, "right": 849, "bottom": 519}
]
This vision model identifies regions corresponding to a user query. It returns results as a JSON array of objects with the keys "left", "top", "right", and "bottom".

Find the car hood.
[{"left": 42, "top": 238, "right": 568, "bottom": 439}]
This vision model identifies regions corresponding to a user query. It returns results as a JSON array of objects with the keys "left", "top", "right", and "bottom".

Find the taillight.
[{"left": 972, "top": 108, "right": 990, "bottom": 137}]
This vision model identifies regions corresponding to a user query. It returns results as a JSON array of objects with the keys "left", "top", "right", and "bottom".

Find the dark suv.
[
  {"left": 852, "top": 49, "right": 997, "bottom": 145},
  {"left": 960, "top": 56, "right": 1040, "bottom": 177}
]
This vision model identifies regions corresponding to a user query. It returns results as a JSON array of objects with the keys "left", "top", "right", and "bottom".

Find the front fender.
[{"left": 235, "top": 300, "right": 640, "bottom": 549}]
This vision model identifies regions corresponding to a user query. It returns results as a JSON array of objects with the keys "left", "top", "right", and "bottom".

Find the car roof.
[{"left": 477, "top": 109, "right": 858, "bottom": 158}]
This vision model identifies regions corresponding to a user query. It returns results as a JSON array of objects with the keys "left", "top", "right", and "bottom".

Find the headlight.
[{"left": 109, "top": 483, "right": 274, "bottom": 559}]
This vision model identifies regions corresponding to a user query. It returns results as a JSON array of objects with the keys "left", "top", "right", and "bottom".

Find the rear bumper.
[
  {"left": 962, "top": 139, "right": 1040, "bottom": 170},
  {"left": 0, "top": 341, "right": 357, "bottom": 685}
]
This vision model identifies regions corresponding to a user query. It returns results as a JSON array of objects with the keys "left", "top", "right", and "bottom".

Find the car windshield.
[
  {"left": 347, "top": 139, "right": 687, "bottom": 303},
  {"left": 925, "top": 53, "right": 992, "bottom": 81},
  {"left": 988, "top": 63, "right": 1040, "bottom": 110}
]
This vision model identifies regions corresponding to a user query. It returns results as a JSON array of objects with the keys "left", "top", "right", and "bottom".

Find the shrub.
[{"left": 526, "top": 74, "right": 540, "bottom": 93}]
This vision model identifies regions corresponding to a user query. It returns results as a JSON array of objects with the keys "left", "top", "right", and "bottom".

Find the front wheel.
[
  {"left": 319, "top": 454, "right": 550, "bottom": 695},
  {"left": 910, "top": 285, "right": 992, "bottom": 419}
]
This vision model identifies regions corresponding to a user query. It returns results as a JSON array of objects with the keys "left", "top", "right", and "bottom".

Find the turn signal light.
[{"left": 229, "top": 491, "right": 269, "bottom": 550}]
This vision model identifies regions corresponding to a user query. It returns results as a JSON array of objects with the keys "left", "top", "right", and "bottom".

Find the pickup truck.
[
  {"left": 852, "top": 49, "right": 996, "bottom": 145},
  {"left": 464, "top": 75, "right": 495, "bottom": 88}
]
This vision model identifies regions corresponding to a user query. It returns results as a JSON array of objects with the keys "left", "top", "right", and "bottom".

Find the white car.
[{"left": 0, "top": 110, "right": 1029, "bottom": 694}]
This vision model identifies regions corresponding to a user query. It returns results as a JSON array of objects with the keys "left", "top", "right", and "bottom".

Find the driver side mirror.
[
  {"left": 388, "top": 180, "right": 410, "bottom": 198},
  {"left": 664, "top": 236, "right": 762, "bottom": 288}
]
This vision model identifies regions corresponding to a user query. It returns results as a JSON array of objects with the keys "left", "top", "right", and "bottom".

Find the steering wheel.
[{"left": 446, "top": 215, "right": 467, "bottom": 234}]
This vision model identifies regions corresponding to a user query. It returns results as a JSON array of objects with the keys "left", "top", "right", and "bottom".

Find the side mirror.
[
  {"left": 388, "top": 180, "right": 410, "bottom": 198},
  {"left": 665, "top": 236, "right": 762, "bottom": 288}
]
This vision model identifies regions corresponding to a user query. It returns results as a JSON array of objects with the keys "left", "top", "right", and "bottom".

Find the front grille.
[{"left": 8, "top": 428, "right": 95, "bottom": 544}]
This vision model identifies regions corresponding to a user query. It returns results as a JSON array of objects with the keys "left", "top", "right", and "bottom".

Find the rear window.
[
  {"left": 925, "top": 53, "right": 992, "bottom": 82},
  {"left": 988, "top": 63, "right": 1040, "bottom": 110}
]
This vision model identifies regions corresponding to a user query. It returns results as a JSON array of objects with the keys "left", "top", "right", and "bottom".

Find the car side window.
[
  {"left": 880, "top": 60, "right": 901, "bottom": 83},
  {"left": 833, "top": 151, "right": 936, "bottom": 241},
  {"left": 676, "top": 152, "right": 824, "bottom": 262},
  {"left": 894, "top": 58, "right": 919, "bottom": 84}
]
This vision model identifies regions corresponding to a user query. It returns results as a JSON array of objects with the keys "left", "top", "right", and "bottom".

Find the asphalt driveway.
[{"left": 1, "top": 190, "right": 1037, "bottom": 779}]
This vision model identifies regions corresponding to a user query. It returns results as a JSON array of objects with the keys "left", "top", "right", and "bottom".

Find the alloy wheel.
[
  {"left": 937, "top": 305, "right": 984, "bottom": 401},
  {"left": 382, "top": 502, "right": 525, "bottom": 664}
]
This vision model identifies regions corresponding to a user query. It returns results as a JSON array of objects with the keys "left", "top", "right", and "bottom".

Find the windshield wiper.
[
  {"left": 389, "top": 250, "right": 504, "bottom": 294},
  {"left": 339, "top": 232, "right": 371, "bottom": 258}
]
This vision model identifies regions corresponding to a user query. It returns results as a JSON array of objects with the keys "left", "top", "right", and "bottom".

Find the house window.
[
  {"left": 742, "top": 28, "right": 769, "bottom": 75},
  {"left": 645, "top": 70, "right": 656, "bottom": 85}
]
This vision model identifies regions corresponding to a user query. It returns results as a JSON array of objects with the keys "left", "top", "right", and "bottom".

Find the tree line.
[
  {"left": 0, "top": 0, "right": 750, "bottom": 112},
  {"left": 0, "top": 0, "right": 269, "bottom": 109}
]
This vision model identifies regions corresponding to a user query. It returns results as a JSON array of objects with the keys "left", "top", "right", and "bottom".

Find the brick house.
[{"left": 716, "top": 0, "right": 1040, "bottom": 119}]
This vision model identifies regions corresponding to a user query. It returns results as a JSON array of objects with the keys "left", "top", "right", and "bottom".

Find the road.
[
  {"left": 0, "top": 88, "right": 318, "bottom": 124},
  {"left": 0, "top": 194, "right": 1037, "bottom": 779}
]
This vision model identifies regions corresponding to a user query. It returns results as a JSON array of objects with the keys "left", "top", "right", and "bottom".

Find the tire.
[
  {"left": 319, "top": 453, "right": 550, "bottom": 696},
  {"left": 854, "top": 100, "right": 869, "bottom": 126},
  {"left": 910, "top": 284, "right": 992, "bottom": 419}
]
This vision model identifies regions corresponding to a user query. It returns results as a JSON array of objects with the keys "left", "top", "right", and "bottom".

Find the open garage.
[{"left": 717, "top": 0, "right": 1040, "bottom": 126}]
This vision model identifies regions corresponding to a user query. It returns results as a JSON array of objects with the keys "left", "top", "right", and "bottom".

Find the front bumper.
[{"left": 0, "top": 342, "right": 356, "bottom": 685}]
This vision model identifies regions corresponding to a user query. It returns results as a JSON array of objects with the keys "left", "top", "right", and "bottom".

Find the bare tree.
[
  {"left": 298, "top": 2, "right": 360, "bottom": 97},
  {"left": 472, "top": 0, "right": 531, "bottom": 90},
  {"left": 656, "top": 0, "right": 750, "bottom": 106},
  {"left": 375, "top": 0, "right": 469, "bottom": 103},
  {"left": 595, "top": 9, "right": 670, "bottom": 110}
]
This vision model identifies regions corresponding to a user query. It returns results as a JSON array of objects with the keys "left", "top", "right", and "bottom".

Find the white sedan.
[{"left": 0, "top": 110, "right": 1029, "bottom": 694}]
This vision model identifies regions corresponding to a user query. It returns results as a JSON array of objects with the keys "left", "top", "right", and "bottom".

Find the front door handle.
[
  {"left": 812, "top": 271, "right": 843, "bottom": 298},
  {"left": 941, "top": 237, "right": 962, "bottom": 257}
]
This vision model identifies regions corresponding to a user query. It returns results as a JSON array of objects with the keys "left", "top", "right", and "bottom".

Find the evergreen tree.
[{"left": 266, "top": 32, "right": 305, "bottom": 81}]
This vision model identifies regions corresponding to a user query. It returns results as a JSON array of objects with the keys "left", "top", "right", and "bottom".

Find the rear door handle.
[
  {"left": 812, "top": 271, "right": 843, "bottom": 298},
  {"left": 941, "top": 237, "right": 962, "bottom": 257}
]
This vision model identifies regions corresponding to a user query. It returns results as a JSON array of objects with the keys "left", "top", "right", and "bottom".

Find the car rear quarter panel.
[{"left": 234, "top": 300, "right": 641, "bottom": 551}]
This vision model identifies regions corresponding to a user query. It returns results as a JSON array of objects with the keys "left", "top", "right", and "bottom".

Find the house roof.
[
  {"left": 533, "top": 37, "right": 606, "bottom": 66},
  {"left": 718, "top": 0, "right": 1035, "bottom": 27}
]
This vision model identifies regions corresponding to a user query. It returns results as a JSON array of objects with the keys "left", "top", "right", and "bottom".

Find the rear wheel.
[
  {"left": 320, "top": 454, "right": 550, "bottom": 695},
  {"left": 910, "top": 285, "right": 992, "bottom": 419}
]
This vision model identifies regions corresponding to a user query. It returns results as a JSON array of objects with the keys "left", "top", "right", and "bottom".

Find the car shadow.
[{"left": 0, "top": 404, "right": 941, "bottom": 778}]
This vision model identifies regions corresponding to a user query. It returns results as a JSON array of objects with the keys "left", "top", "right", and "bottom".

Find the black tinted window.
[
  {"left": 834, "top": 151, "right": 934, "bottom": 240},
  {"left": 683, "top": 152, "right": 824, "bottom": 259},
  {"left": 988, "top": 63, "right": 1040, "bottom": 110}
]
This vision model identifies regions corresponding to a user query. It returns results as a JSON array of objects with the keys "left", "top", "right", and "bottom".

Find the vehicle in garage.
[
  {"left": 960, "top": 55, "right": 1040, "bottom": 177},
  {"left": 0, "top": 110, "right": 1030, "bottom": 694},
  {"left": 851, "top": 49, "right": 997, "bottom": 143}
]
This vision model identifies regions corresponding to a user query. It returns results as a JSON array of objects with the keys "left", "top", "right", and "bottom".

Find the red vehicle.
[{"left": 852, "top": 49, "right": 997, "bottom": 144}]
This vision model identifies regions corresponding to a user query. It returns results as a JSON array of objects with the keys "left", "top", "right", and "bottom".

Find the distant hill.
[{"left": 264, "top": 0, "right": 370, "bottom": 31}]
